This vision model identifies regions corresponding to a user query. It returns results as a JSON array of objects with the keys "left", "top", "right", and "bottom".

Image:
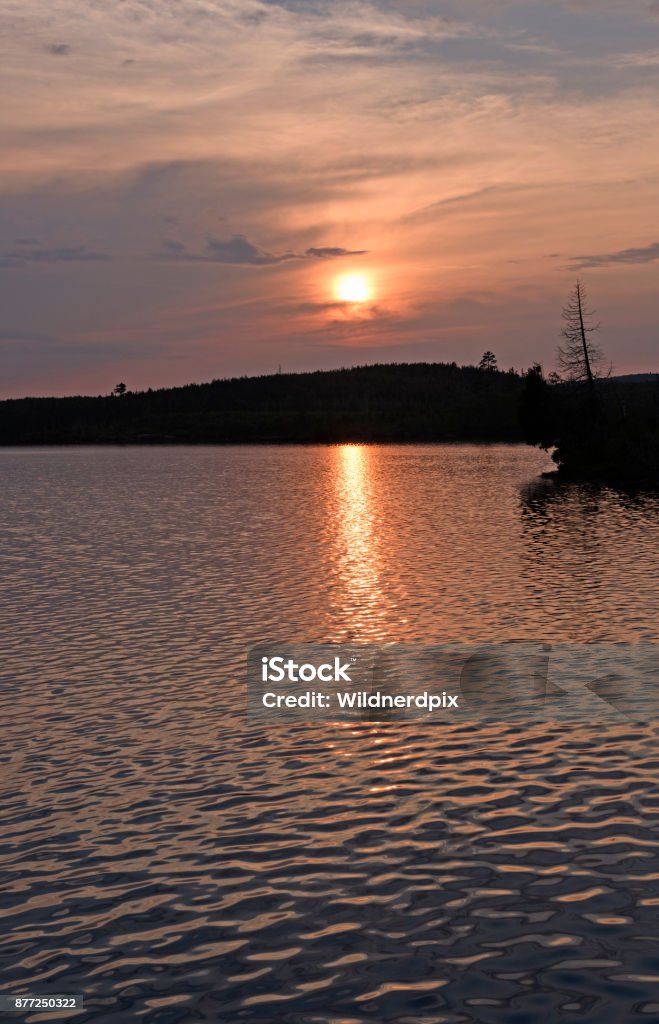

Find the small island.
[{"left": 520, "top": 282, "right": 659, "bottom": 486}]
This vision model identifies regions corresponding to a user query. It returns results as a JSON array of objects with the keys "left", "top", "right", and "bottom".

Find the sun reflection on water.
[{"left": 333, "top": 444, "right": 390, "bottom": 640}]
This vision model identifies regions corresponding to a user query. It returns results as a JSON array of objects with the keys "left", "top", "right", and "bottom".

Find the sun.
[{"left": 335, "top": 272, "right": 372, "bottom": 304}]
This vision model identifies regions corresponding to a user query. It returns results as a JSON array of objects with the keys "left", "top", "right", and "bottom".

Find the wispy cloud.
[
  {"left": 570, "top": 240, "right": 659, "bottom": 268},
  {"left": 405, "top": 185, "right": 508, "bottom": 222},
  {"left": 1, "top": 244, "right": 109, "bottom": 268},
  {"left": 304, "top": 246, "right": 367, "bottom": 258},
  {"left": 207, "top": 236, "right": 296, "bottom": 266},
  {"left": 405, "top": 183, "right": 546, "bottom": 222},
  {"left": 156, "top": 235, "right": 295, "bottom": 265},
  {"left": 156, "top": 236, "right": 367, "bottom": 266}
]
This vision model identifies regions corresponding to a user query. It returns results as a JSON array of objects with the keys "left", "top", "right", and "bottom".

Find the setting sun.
[{"left": 335, "top": 273, "right": 372, "bottom": 304}]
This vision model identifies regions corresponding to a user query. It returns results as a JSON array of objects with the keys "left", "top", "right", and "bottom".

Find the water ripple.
[{"left": 1, "top": 446, "right": 658, "bottom": 1022}]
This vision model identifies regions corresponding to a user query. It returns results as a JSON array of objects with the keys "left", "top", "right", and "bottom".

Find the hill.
[
  {"left": 609, "top": 373, "right": 659, "bottom": 384},
  {"left": 0, "top": 363, "right": 526, "bottom": 445}
]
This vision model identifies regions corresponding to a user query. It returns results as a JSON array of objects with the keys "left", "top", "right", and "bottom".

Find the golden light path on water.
[{"left": 333, "top": 444, "right": 391, "bottom": 641}]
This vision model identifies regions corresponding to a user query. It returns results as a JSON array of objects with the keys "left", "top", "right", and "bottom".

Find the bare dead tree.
[{"left": 557, "top": 280, "right": 607, "bottom": 392}]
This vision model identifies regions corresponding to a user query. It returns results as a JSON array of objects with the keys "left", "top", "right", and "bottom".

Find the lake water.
[{"left": 1, "top": 444, "right": 658, "bottom": 1023}]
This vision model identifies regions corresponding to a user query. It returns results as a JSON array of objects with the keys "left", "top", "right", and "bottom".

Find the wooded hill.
[{"left": 0, "top": 362, "right": 526, "bottom": 445}]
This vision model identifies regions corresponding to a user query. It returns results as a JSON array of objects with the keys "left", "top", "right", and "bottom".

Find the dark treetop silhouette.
[
  {"left": 521, "top": 283, "right": 659, "bottom": 484},
  {"left": 0, "top": 361, "right": 526, "bottom": 445}
]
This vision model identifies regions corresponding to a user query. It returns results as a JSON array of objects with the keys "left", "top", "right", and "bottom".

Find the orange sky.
[{"left": 2, "top": 0, "right": 659, "bottom": 396}]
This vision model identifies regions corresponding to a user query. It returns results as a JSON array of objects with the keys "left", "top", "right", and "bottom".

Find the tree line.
[{"left": 0, "top": 361, "right": 526, "bottom": 445}]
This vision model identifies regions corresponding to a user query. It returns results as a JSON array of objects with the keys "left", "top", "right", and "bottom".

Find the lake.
[{"left": 1, "top": 444, "right": 658, "bottom": 1023}]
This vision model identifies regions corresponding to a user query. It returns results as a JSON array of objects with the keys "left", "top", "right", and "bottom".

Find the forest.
[{"left": 0, "top": 361, "right": 527, "bottom": 445}]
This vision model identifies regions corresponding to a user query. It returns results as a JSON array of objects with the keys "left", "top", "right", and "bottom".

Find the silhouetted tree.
[
  {"left": 519, "top": 363, "right": 556, "bottom": 449},
  {"left": 478, "top": 350, "right": 498, "bottom": 372},
  {"left": 113, "top": 382, "right": 127, "bottom": 396},
  {"left": 557, "top": 281, "right": 606, "bottom": 391}
]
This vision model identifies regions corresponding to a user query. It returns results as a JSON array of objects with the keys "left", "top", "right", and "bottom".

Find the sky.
[{"left": 2, "top": 0, "right": 659, "bottom": 397}]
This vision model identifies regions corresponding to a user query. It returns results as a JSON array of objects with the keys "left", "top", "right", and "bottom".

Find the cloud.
[
  {"left": 405, "top": 184, "right": 540, "bottom": 222},
  {"left": 1, "top": 244, "right": 110, "bottom": 268},
  {"left": 157, "top": 236, "right": 368, "bottom": 266},
  {"left": 156, "top": 234, "right": 296, "bottom": 265},
  {"left": 160, "top": 239, "right": 186, "bottom": 255},
  {"left": 431, "top": 185, "right": 502, "bottom": 207},
  {"left": 570, "top": 240, "right": 659, "bottom": 268},
  {"left": 206, "top": 235, "right": 296, "bottom": 265},
  {"left": 405, "top": 185, "right": 502, "bottom": 221},
  {"left": 45, "top": 43, "right": 71, "bottom": 56},
  {"left": 305, "top": 246, "right": 367, "bottom": 258},
  {"left": 0, "top": 329, "right": 62, "bottom": 345}
]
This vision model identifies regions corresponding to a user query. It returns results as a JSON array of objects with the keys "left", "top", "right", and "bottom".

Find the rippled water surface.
[{"left": 1, "top": 445, "right": 658, "bottom": 1022}]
